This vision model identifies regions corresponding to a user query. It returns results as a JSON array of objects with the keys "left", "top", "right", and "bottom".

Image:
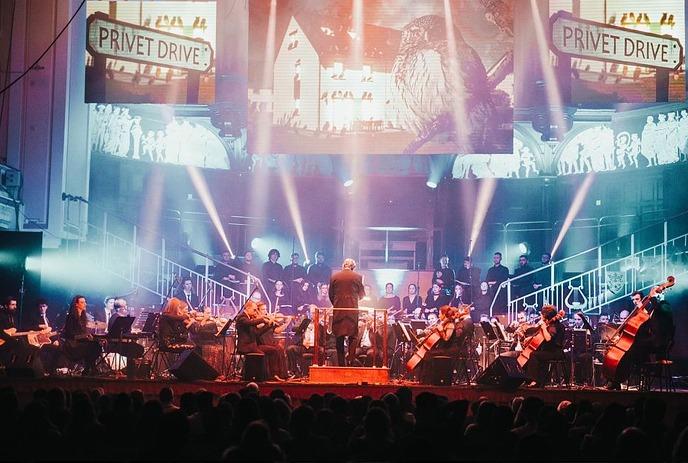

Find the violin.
[{"left": 516, "top": 308, "right": 565, "bottom": 367}]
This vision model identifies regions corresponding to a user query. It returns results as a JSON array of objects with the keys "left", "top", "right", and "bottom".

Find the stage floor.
[{"left": 2, "top": 376, "right": 687, "bottom": 411}]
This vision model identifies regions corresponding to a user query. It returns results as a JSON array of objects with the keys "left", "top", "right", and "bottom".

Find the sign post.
[
  {"left": 549, "top": 11, "right": 684, "bottom": 102},
  {"left": 86, "top": 12, "right": 214, "bottom": 103}
]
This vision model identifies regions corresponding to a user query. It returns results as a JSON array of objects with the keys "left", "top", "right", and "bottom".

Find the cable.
[{"left": 0, "top": 0, "right": 86, "bottom": 97}]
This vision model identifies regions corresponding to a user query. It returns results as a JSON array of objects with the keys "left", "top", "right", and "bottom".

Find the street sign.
[
  {"left": 550, "top": 11, "right": 683, "bottom": 71},
  {"left": 86, "top": 12, "right": 214, "bottom": 73}
]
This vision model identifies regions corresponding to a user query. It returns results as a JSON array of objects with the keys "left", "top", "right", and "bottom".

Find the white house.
[{"left": 272, "top": 14, "right": 402, "bottom": 134}]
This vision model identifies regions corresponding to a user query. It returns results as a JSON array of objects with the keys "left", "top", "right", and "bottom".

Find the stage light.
[
  {"left": 185, "top": 166, "right": 235, "bottom": 258},
  {"left": 426, "top": 180, "right": 438, "bottom": 189},
  {"left": 371, "top": 269, "right": 407, "bottom": 299},
  {"left": 276, "top": 158, "right": 310, "bottom": 262},
  {"left": 251, "top": 237, "right": 262, "bottom": 249},
  {"left": 426, "top": 155, "right": 454, "bottom": 189},
  {"left": 551, "top": 172, "right": 596, "bottom": 258},
  {"left": 468, "top": 178, "right": 497, "bottom": 257},
  {"left": 518, "top": 242, "right": 529, "bottom": 255},
  {"left": 343, "top": 179, "right": 354, "bottom": 188}
]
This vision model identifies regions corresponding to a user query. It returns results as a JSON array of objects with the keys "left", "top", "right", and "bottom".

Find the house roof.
[{"left": 291, "top": 14, "right": 401, "bottom": 70}]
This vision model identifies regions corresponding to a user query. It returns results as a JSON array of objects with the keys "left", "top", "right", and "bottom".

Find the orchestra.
[{"left": 0, "top": 256, "right": 676, "bottom": 392}]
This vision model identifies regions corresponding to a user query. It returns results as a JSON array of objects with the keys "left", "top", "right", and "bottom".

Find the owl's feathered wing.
[{"left": 392, "top": 29, "right": 495, "bottom": 151}]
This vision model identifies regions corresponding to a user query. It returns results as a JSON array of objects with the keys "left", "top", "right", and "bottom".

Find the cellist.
[{"left": 524, "top": 305, "right": 566, "bottom": 388}]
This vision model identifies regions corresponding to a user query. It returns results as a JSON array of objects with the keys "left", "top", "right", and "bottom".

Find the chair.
[
  {"left": 639, "top": 342, "right": 675, "bottom": 392},
  {"left": 545, "top": 359, "right": 569, "bottom": 387},
  {"left": 242, "top": 352, "right": 266, "bottom": 382}
]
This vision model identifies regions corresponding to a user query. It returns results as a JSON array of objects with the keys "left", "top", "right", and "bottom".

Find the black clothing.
[
  {"left": 62, "top": 310, "right": 101, "bottom": 372},
  {"left": 454, "top": 316, "right": 475, "bottom": 356},
  {"left": 456, "top": 266, "right": 481, "bottom": 302},
  {"left": 174, "top": 290, "right": 199, "bottom": 312},
  {"left": 158, "top": 315, "right": 194, "bottom": 350},
  {"left": 486, "top": 264, "right": 509, "bottom": 287},
  {"left": 307, "top": 262, "right": 332, "bottom": 287},
  {"left": 329, "top": 268, "right": 365, "bottom": 366},
  {"left": 261, "top": 261, "right": 284, "bottom": 293},
  {"left": 402, "top": 294, "right": 423, "bottom": 316},
  {"left": 329, "top": 269, "right": 365, "bottom": 337},
  {"left": 235, "top": 313, "right": 273, "bottom": 354},
  {"left": 377, "top": 295, "right": 401, "bottom": 314},
  {"left": 524, "top": 320, "right": 566, "bottom": 385},
  {"left": 512, "top": 264, "right": 535, "bottom": 298},
  {"left": 432, "top": 266, "right": 456, "bottom": 293},
  {"left": 283, "top": 264, "right": 307, "bottom": 304},
  {"left": 0, "top": 308, "right": 18, "bottom": 348},
  {"left": 423, "top": 293, "right": 449, "bottom": 319}
]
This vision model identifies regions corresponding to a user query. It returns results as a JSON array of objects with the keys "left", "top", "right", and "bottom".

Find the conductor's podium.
[{"left": 309, "top": 366, "right": 390, "bottom": 384}]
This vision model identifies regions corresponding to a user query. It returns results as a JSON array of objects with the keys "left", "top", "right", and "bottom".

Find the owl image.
[{"left": 392, "top": 3, "right": 512, "bottom": 154}]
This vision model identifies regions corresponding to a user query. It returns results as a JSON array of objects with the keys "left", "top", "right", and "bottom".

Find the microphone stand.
[{"left": 160, "top": 273, "right": 180, "bottom": 310}]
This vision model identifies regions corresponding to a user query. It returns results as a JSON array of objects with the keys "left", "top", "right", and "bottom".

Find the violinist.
[
  {"left": 235, "top": 295, "right": 284, "bottom": 380},
  {"left": 159, "top": 297, "right": 197, "bottom": 351},
  {"left": 256, "top": 304, "right": 292, "bottom": 381},
  {"left": 523, "top": 305, "right": 566, "bottom": 388}
]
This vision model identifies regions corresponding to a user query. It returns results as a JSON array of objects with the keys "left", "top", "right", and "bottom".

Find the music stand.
[
  {"left": 480, "top": 321, "right": 499, "bottom": 341},
  {"left": 141, "top": 313, "right": 160, "bottom": 335},
  {"left": 293, "top": 318, "right": 311, "bottom": 337},
  {"left": 108, "top": 316, "right": 135, "bottom": 338}
]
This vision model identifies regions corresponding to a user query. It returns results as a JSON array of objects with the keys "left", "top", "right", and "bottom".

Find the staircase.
[
  {"left": 490, "top": 211, "right": 688, "bottom": 321},
  {"left": 61, "top": 210, "right": 269, "bottom": 314}
]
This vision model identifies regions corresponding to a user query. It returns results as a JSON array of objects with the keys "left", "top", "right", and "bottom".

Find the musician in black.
[
  {"left": 256, "top": 303, "right": 291, "bottom": 380},
  {"left": 432, "top": 255, "right": 455, "bottom": 295},
  {"left": 449, "top": 284, "right": 466, "bottom": 307},
  {"left": 486, "top": 252, "right": 509, "bottom": 313},
  {"left": 307, "top": 251, "right": 332, "bottom": 288},
  {"left": 329, "top": 258, "right": 365, "bottom": 366},
  {"left": 235, "top": 299, "right": 283, "bottom": 378},
  {"left": 62, "top": 295, "right": 102, "bottom": 375},
  {"left": 284, "top": 252, "right": 307, "bottom": 303},
  {"left": 292, "top": 281, "right": 316, "bottom": 319},
  {"left": 215, "top": 250, "right": 240, "bottom": 294},
  {"left": 286, "top": 313, "right": 327, "bottom": 377},
  {"left": 269, "top": 280, "right": 290, "bottom": 315},
  {"left": 423, "top": 283, "right": 449, "bottom": 319},
  {"left": 418, "top": 305, "right": 461, "bottom": 384},
  {"left": 106, "top": 298, "right": 144, "bottom": 378},
  {"left": 512, "top": 255, "right": 534, "bottom": 299},
  {"left": 0, "top": 297, "right": 21, "bottom": 365},
  {"left": 262, "top": 249, "right": 284, "bottom": 294},
  {"left": 377, "top": 283, "right": 401, "bottom": 316},
  {"left": 456, "top": 256, "right": 481, "bottom": 303},
  {"left": 523, "top": 305, "right": 565, "bottom": 388},
  {"left": 402, "top": 283, "right": 423, "bottom": 318},
  {"left": 606, "top": 291, "right": 675, "bottom": 390},
  {"left": 174, "top": 278, "right": 199, "bottom": 312},
  {"left": 158, "top": 298, "right": 196, "bottom": 351}
]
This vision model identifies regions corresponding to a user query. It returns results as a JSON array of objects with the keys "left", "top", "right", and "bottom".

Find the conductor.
[{"left": 329, "top": 258, "right": 365, "bottom": 366}]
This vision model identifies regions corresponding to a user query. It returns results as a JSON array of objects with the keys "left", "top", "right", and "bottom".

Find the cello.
[
  {"left": 516, "top": 307, "right": 565, "bottom": 368},
  {"left": 406, "top": 305, "right": 468, "bottom": 372},
  {"left": 602, "top": 276, "right": 675, "bottom": 381}
]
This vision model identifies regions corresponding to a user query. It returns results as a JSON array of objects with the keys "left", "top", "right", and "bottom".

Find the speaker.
[
  {"left": 475, "top": 355, "right": 527, "bottom": 390},
  {"left": 7, "top": 349, "right": 45, "bottom": 378},
  {"left": 414, "top": 241, "right": 427, "bottom": 270},
  {"left": 169, "top": 350, "right": 219, "bottom": 381}
]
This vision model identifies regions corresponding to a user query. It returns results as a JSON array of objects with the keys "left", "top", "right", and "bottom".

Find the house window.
[
  {"left": 288, "top": 29, "right": 299, "bottom": 50},
  {"left": 332, "top": 62, "right": 344, "bottom": 80},
  {"left": 362, "top": 65, "right": 373, "bottom": 82}
]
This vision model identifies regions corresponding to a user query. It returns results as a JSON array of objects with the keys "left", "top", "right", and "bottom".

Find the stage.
[{"left": 3, "top": 376, "right": 687, "bottom": 414}]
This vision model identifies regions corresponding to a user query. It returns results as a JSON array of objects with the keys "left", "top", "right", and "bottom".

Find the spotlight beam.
[
  {"left": 443, "top": 0, "right": 470, "bottom": 151},
  {"left": 277, "top": 159, "right": 309, "bottom": 263},
  {"left": 185, "top": 166, "right": 235, "bottom": 258},
  {"left": 551, "top": 172, "right": 596, "bottom": 258},
  {"left": 468, "top": 178, "right": 497, "bottom": 257}
]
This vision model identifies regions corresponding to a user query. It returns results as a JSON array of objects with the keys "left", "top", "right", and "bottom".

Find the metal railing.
[
  {"left": 62, "top": 207, "right": 271, "bottom": 314},
  {"left": 490, "top": 211, "right": 688, "bottom": 321}
]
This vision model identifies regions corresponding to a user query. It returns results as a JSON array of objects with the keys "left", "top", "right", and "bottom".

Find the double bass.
[
  {"left": 516, "top": 308, "right": 565, "bottom": 368},
  {"left": 602, "top": 276, "right": 675, "bottom": 381}
]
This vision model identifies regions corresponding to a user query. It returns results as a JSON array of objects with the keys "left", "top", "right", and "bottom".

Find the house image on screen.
[{"left": 272, "top": 14, "right": 402, "bottom": 134}]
